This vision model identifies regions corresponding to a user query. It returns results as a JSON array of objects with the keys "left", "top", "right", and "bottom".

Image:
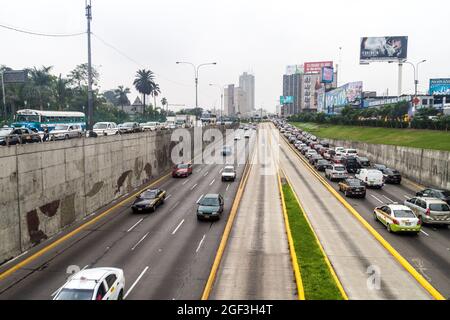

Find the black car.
[
  {"left": 356, "top": 156, "right": 371, "bottom": 168},
  {"left": 132, "top": 188, "right": 166, "bottom": 213},
  {"left": 416, "top": 188, "right": 450, "bottom": 205},
  {"left": 0, "top": 128, "right": 42, "bottom": 145},
  {"left": 338, "top": 178, "right": 366, "bottom": 198},
  {"left": 315, "top": 159, "right": 332, "bottom": 172},
  {"left": 342, "top": 155, "right": 360, "bottom": 173},
  {"left": 381, "top": 168, "right": 402, "bottom": 184}
]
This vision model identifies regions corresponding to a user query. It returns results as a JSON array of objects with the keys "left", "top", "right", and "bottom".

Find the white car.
[
  {"left": 50, "top": 124, "right": 83, "bottom": 140},
  {"left": 355, "top": 169, "right": 384, "bottom": 188},
  {"left": 53, "top": 267, "right": 125, "bottom": 300},
  {"left": 91, "top": 122, "right": 118, "bottom": 136},
  {"left": 140, "top": 121, "right": 160, "bottom": 131},
  {"left": 244, "top": 131, "right": 250, "bottom": 138},
  {"left": 325, "top": 164, "right": 348, "bottom": 181},
  {"left": 335, "top": 146, "right": 345, "bottom": 154},
  {"left": 221, "top": 165, "right": 236, "bottom": 181},
  {"left": 373, "top": 204, "right": 421, "bottom": 234},
  {"left": 343, "top": 148, "right": 358, "bottom": 156}
]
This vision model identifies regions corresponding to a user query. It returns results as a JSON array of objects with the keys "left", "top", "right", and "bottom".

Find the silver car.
[
  {"left": 50, "top": 124, "right": 83, "bottom": 140},
  {"left": 404, "top": 197, "right": 450, "bottom": 225}
]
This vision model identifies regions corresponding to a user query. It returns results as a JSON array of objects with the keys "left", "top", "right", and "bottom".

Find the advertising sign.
[
  {"left": 285, "top": 65, "right": 303, "bottom": 75},
  {"left": 304, "top": 61, "right": 333, "bottom": 74},
  {"left": 325, "top": 81, "right": 363, "bottom": 114},
  {"left": 360, "top": 36, "right": 408, "bottom": 63},
  {"left": 2, "top": 70, "right": 28, "bottom": 83},
  {"left": 321, "top": 66, "right": 334, "bottom": 83},
  {"left": 280, "top": 96, "right": 294, "bottom": 104},
  {"left": 429, "top": 78, "right": 450, "bottom": 95}
]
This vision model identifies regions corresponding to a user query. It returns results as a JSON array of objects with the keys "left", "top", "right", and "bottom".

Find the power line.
[{"left": 0, "top": 22, "right": 85, "bottom": 37}]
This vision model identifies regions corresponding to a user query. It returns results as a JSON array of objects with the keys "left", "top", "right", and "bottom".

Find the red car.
[{"left": 172, "top": 163, "right": 193, "bottom": 178}]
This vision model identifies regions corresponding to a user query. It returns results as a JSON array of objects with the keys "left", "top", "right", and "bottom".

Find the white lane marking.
[
  {"left": 165, "top": 194, "right": 172, "bottom": 200},
  {"left": 219, "top": 168, "right": 224, "bottom": 173},
  {"left": 420, "top": 230, "right": 430, "bottom": 236},
  {"left": 127, "top": 218, "right": 144, "bottom": 232},
  {"left": 382, "top": 195, "right": 395, "bottom": 203},
  {"left": 404, "top": 194, "right": 413, "bottom": 199},
  {"left": 203, "top": 171, "right": 209, "bottom": 177},
  {"left": 196, "top": 234, "right": 206, "bottom": 253},
  {"left": 197, "top": 194, "right": 204, "bottom": 203},
  {"left": 124, "top": 266, "right": 149, "bottom": 299},
  {"left": 371, "top": 194, "right": 384, "bottom": 204},
  {"left": 131, "top": 232, "right": 150, "bottom": 251},
  {"left": 3, "top": 250, "right": 28, "bottom": 266},
  {"left": 209, "top": 179, "right": 215, "bottom": 186},
  {"left": 172, "top": 219, "right": 185, "bottom": 235},
  {"left": 170, "top": 201, "right": 180, "bottom": 210},
  {"left": 190, "top": 183, "right": 198, "bottom": 190},
  {"left": 226, "top": 184, "right": 230, "bottom": 191},
  {"left": 182, "top": 178, "right": 190, "bottom": 185}
]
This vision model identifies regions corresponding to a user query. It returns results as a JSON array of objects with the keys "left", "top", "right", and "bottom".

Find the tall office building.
[
  {"left": 282, "top": 73, "right": 302, "bottom": 116},
  {"left": 224, "top": 84, "right": 235, "bottom": 116},
  {"left": 239, "top": 72, "right": 255, "bottom": 115},
  {"left": 224, "top": 84, "right": 248, "bottom": 116}
]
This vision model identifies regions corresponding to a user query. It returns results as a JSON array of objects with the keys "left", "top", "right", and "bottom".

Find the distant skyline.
[{"left": 1, "top": 0, "right": 449, "bottom": 113}]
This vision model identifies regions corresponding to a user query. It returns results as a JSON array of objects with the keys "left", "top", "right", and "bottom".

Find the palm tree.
[
  {"left": 56, "top": 74, "right": 71, "bottom": 111},
  {"left": 161, "top": 97, "right": 168, "bottom": 115},
  {"left": 114, "top": 85, "right": 131, "bottom": 112},
  {"left": 151, "top": 83, "right": 161, "bottom": 117},
  {"left": 25, "top": 66, "right": 54, "bottom": 110},
  {"left": 133, "top": 69, "right": 155, "bottom": 115}
]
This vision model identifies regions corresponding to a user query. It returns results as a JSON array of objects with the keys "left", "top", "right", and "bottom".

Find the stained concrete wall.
[
  {"left": 323, "top": 138, "right": 450, "bottom": 190},
  {"left": 0, "top": 126, "right": 233, "bottom": 264}
]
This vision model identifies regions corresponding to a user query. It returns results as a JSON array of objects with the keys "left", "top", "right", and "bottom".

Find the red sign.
[
  {"left": 413, "top": 97, "right": 420, "bottom": 105},
  {"left": 304, "top": 61, "right": 333, "bottom": 74}
]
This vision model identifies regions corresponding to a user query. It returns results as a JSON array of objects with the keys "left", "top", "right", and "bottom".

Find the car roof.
[
  {"left": 224, "top": 165, "right": 234, "bottom": 170},
  {"left": 417, "top": 197, "right": 448, "bottom": 204},
  {"left": 63, "top": 268, "right": 120, "bottom": 290},
  {"left": 386, "top": 204, "right": 412, "bottom": 211},
  {"left": 204, "top": 193, "right": 220, "bottom": 198}
]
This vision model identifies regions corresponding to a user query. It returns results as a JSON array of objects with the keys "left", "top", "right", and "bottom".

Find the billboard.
[
  {"left": 280, "top": 96, "right": 294, "bottom": 104},
  {"left": 360, "top": 36, "right": 408, "bottom": 63},
  {"left": 285, "top": 65, "right": 303, "bottom": 75},
  {"left": 429, "top": 78, "right": 450, "bottom": 95},
  {"left": 2, "top": 70, "right": 28, "bottom": 83},
  {"left": 304, "top": 61, "right": 333, "bottom": 74},
  {"left": 321, "top": 66, "right": 334, "bottom": 83},
  {"left": 325, "top": 81, "right": 363, "bottom": 114}
]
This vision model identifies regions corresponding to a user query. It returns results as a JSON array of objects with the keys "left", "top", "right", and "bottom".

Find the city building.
[
  {"left": 122, "top": 97, "right": 145, "bottom": 117},
  {"left": 239, "top": 72, "right": 255, "bottom": 115},
  {"left": 223, "top": 84, "right": 248, "bottom": 117}
]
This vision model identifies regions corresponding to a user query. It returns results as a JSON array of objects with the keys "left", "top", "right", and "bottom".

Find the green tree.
[
  {"left": 133, "top": 69, "right": 155, "bottom": 115},
  {"left": 114, "top": 85, "right": 131, "bottom": 111}
]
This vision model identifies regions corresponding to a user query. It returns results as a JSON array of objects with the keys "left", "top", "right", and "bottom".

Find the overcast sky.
[{"left": 1, "top": 0, "right": 449, "bottom": 112}]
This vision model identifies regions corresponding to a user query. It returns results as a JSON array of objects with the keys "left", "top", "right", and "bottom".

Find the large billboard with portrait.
[
  {"left": 360, "top": 36, "right": 408, "bottom": 63},
  {"left": 429, "top": 78, "right": 450, "bottom": 95},
  {"left": 325, "top": 81, "right": 363, "bottom": 114}
]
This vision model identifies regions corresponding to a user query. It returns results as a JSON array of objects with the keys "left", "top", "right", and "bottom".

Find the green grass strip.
[
  {"left": 282, "top": 182, "right": 344, "bottom": 300},
  {"left": 290, "top": 122, "right": 450, "bottom": 152}
]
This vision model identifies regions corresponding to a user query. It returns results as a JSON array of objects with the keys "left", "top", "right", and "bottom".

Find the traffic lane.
[{"left": 125, "top": 139, "right": 255, "bottom": 299}]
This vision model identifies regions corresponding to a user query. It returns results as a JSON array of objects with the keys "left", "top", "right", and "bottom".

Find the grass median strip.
[{"left": 281, "top": 180, "right": 344, "bottom": 300}]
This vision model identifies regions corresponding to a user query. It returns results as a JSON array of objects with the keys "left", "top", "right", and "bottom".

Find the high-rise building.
[
  {"left": 224, "top": 84, "right": 235, "bottom": 116},
  {"left": 282, "top": 73, "right": 302, "bottom": 116},
  {"left": 239, "top": 72, "right": 255, "bottom": 115},
  {"left": 223, "top": 84, "right": 248, "bottom": 116}
]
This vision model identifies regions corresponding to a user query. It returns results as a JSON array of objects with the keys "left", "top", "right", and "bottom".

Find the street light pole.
[
  {"left": 405, "top": 60, "right": 426, "bottom": 96},
  {"left": 85, "top": 0, "right": 94, "bottom": 130},
  {"left": 176, "top": 61, "right": 217, "bottom": 108},
  {"left": 209, "top": 83, "right": 224, "bottom": 120}
]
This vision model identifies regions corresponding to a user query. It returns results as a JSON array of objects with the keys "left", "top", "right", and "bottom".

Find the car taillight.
[
  {"left": 417, "top": 218, "right": 421, "bottom": 225},
  {"left": 365, "top": 177, "right": 368, "bottom": 182},
  {"left": 392, "top": 219, "right": 399, "bottom": 225},
  {"left": 425, "top": 208, "right": 430, "bottom": 216}
]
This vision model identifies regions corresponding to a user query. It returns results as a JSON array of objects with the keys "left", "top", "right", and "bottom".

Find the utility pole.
[{"left": 86, "top": 0, "right": 94, "bottom": 130}]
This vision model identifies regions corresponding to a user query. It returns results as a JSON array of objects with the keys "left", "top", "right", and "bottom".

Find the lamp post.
[
  {"left": 404, "top": 60, "right": 426, "bottom": 97},
  {"left": 175, "top": 61, "right": 217, "bottom": 108},
  {"left": 209, "top": 83, "right": 225, "bottom": 120}
]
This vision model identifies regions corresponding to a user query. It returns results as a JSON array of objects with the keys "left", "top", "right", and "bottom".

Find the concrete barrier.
[
  {"left": 323, "top": 138, "right": 450, "bottom": 191},
  {"left": 0, "top": 125, "right": 235, "bottom": 264}
]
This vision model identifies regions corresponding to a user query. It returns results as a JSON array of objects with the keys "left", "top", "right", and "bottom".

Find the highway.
[
  {"left": 274, "top": 123, "right": 450, "bottom": 299},
  {"left": 0, "top": 129, "right": 256, "bottom": 300}
]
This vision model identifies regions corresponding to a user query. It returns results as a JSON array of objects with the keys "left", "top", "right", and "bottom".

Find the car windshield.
[
  {"left": 224, "top": 167, "right": 234, "bottom": 173},
  {"left": 334, "top": 167, "right": 345, "bottom": 171},
  {"left": 429, "top": 203, "right": 450, "bottom": 212},
  {"left": 177, "top": 164, "right": 189, "bottom": 169},
  {"left": 94, "top": 123, "right": 108, "bottom": 129},
  {"left": 393, "top": 210, "right": 416, "bottom": 218},
  {"left": 199, "top": 197, "right": 219, "bottom": 206},
  {"left": 440, "top": 191, "right": 450, "bottom": 197},
  {"left": 348, "top": 180, "right": 362, "bottom": 186},
  {"left": 123, "top": 123, "right": 134, "bottom": 127},
  {"left": 55, "top": 288, "right": 94, "bottom": 300},
  {"left": 54, "top": 125, "right": 69, "bottom": 130},
  {"left": 317, "top": 160, "right": 328, "bottom": 165},
  {"left": 141, "top": 190, "right": 158, "bottom": 199}
]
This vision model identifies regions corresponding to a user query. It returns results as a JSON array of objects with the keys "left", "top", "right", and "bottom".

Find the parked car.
[
  {"left": 91, "top": 122, "right": 118, "bottom": 136},
  {"left": 373, "top": 204, "right": 421, "bottom": 234},
  {"left": 404, "top": 197, "right": 450, "bottom": 225},
  {"left": 356, "top": 156, "right": 371, "bottom": 168},
  {"left": 172, "top": 163, "right": 193, "bottom": 178},
  {"left": 50, "top": 124, "right": 83, "bottom": 140},
  {"left": 355, "top": 169, "right": 384, "bottom": 188},
  {"left": 338, "top": 178, "right": 366, "bottom": 198},
  {"left": 315, "top": 159, "right": 332, "bottom": 172},
  {"left": 325, "top": 164, "right": 348, "bottom": 181},
  {"left": 131, "top": 188, "right": 166, "bottom": 213},
  {"left": 381, "top": 168, "right": 402, "bottom": 184},
  {"left": 197, "top": 194, "right": 224, "bottom": 220},
  {"left": 53, "top": 267, "right": 125, "bottom": 300},
  {"left": 0, "top": 127, "right": 42, "bottom": 145},
  {"left": 415, "top": 188, "right": 450, "bottom": 205},
  {"left": 118, "top": 122, "right": 141, "bottom": 133},
  {"left": 221, "top": 165, "right": 236, "bottom": 181}
]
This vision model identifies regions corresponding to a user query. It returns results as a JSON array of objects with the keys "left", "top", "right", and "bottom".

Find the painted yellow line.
[
  {"left": 0, "top": 172, "right": 171, "bottom": 282},
  {"left": 201, "top": 139, "right": 257, "bottom": 300},
  {"left": 281, "top": 167, "right": 348, "bottom": 300},
  {"left": 277, "top": 170, "right": 306, "bottom": 300},
  {"left": 279, "top": 127, "right": 445, "bottom": 300}
]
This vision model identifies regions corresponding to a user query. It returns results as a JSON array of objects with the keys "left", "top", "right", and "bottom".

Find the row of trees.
[
  {"left": 0, "top": 64, "right": 170, "bottom": 126},
  {"left": 288, "top": 101, "right": 450, "bottom": 131}
]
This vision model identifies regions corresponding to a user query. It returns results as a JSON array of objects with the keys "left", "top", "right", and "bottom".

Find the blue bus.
[{"left": 12, "top": 109, "right": 86, "bottom": 132}]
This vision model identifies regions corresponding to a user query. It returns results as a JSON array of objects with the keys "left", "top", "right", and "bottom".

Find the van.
[
  {"left": 343, "top": 148, "right": 358, "bottom": 156},
  {"left": 355, "top": 169, "right": 384, "bottom": 188}
]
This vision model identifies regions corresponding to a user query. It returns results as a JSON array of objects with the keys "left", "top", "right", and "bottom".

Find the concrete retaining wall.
[
  {"left": 0, "top": 126, "right": 233, "bottom": 264},
  {"left": 323, "top": 138, "right": 450, "bottom": 190}
]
